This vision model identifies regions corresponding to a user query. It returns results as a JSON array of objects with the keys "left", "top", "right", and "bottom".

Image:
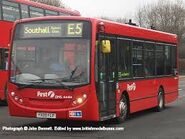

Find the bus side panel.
[
  {"left": 0, "top": 21, "right": 13, "bottom": 101},
  {"left": 0, "top": 71, "right": 8, "bottom": 100},
  {"left": 165, "top": 92, "right": 178, "bottom": 104},
  {"left": 120, "top": 77, "right": 178, "bottom": 114},
  {"left": 119, "top": 79, "right": 158, "bottom": 114},
  {"left": 0, "top": 21, "right": 13, "bottom": 48},
  {"left": 156, "top": 77, "right": 178, "bottom": 104},
  {"left": 130, "top": 97, "right": 157, "bottom": 113}
]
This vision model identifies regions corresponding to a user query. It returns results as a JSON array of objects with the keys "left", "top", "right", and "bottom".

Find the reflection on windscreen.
[{"left": 11, "top": 39, "right": 90, "bottom": 86}]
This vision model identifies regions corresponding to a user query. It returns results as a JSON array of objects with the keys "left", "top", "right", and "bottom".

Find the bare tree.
[
  {"left": 30, "top": 0, "right": 65, "bottom": 8},
  {"left": 135, "top": 0, "right": 185, "bottom": 58},
  {"left": 100, "top": 16, "right": 114, "bottom": 21},
  {"left": 100, "top": 16, "right": 128, "bottom": 24},
  {"left": 115, "top": 18, "right": 127, "bottom": 24},
  {"left": 135, "top": 0, "right": 185, "bottom": 34}
]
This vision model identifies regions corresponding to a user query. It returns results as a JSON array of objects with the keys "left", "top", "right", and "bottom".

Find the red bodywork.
[
  {"left": 0, "top": 21, "right": 13, "bottom": 100},
  {"left": 8, "top": 17, "right": 178, "bottom": 121}
]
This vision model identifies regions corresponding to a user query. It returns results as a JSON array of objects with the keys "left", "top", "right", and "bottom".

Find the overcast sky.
[{"left": 62, "top": 0, "right": 159, "bottom": 19}]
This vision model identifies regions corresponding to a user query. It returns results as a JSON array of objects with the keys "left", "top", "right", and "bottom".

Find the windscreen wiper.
[
  {"left": 70, "top": 66, "right": 78, "bottom": 80},
  {"left": 28, "top": 78, "right": 74, "bottom": 91},
  {"left": 17, "top": 81, "right": 42, "bottom": 89},
  {"left": 58, "top": 81, "right": 74, "bottom": 91}
]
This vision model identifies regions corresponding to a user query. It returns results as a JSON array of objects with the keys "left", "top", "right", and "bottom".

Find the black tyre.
[
  {"left": 156, "top": 88, "right": 165, "bottom": 112},
  {"left": 115, "top": 94, "right": 128, "bottom": 123}
]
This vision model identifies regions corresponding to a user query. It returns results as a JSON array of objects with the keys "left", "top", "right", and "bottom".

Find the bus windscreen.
[{"left": 11, "top": 20, "right": 91, "bottom": 87}]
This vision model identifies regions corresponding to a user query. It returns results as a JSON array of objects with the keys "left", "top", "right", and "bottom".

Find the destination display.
[{"left": 20, "top": 22, "right": 83, "bottom": 38}]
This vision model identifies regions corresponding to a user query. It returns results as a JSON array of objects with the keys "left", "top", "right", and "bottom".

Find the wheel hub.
[
  {"left": 119, "top": 100, "right": 127, "bottom": 116},
  {"left": 159, "top": 94, "right": 163, "bottom": 108}
]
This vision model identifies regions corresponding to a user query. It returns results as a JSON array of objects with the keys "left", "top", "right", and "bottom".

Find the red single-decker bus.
[{"left": 8, "top": 16, "right": 178, "bottom": 122}]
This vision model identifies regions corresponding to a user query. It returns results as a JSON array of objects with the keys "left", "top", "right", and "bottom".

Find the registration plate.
[{"left": 36, "top": 112, "right": 56, "bottom": 119}]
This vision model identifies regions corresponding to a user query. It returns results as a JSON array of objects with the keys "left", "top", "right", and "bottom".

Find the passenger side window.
[
  {"left": 45, "top": 10, "right": 58, "bottom": 16},
  {"left": 165, "top": 45, "right": 172, "bottom": 75},
  {"left": 2, "top": 0, "right": 20, "bottom": 21},
  {"left": 59, "top": 12, "right": 68, "bottom": 16},
  {"left": 118, "top": 39, "right": 131, "bottom": 79},
  {"left": 29, "top": 6, "right": 44, "bottom": 17},
  {"left": 20, "top": 4, "right": 29, "bottom": 18},
  {"left": 133, "top": 41, "right": 144, "bottom": 78},
  {"left": 171, "top": 46, "right": 177, "bottom": 72},
  {"left": 156, "top": 44, "right": 165, "bottom": 75},
  {"left": 144, "top": 43, "right": 155, "bottom": 76}
]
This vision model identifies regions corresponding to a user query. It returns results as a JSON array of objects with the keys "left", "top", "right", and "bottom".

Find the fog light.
[
  {"left": 19, "top": 99, "right": 23, "bottom": 103},
  {"left": 11, "top": 92, "right": 15, "bottom": 97},
  {"left": 73, "top": 100, "right": 77, "bottom": 105},
  {"left": 15, "top": 96, "right": 19, "bottom": 101}
]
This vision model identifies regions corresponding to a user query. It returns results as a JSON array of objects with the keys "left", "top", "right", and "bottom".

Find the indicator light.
[
  {"left": 15, "top": 96, "right": 19, "bottom": 101},
  {"left": 19, "top": 99, "right": 23, "bottom": 103},
  {"left": 11, "top": 92, "right": 15, "bottom": 97}
]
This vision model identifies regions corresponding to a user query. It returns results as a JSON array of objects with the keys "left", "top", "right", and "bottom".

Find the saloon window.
[
  {"left": 45, "top": 10, "right": 58, "bottom": 16},
  {"left": 29, "top": 6, "right": 44, "bottom": 17},
  {"left": 118, "top": 39, "right": 131, "bottom": 79},
  {"left": 144, "top": 43, "right": 155, "bottom": 77},
  {"left": 156, "top": 44, "right": 165, "bottom": 75},
  {"left": 2, "top": 0, "right": 20, "bottom": 21},
  {"left": 133, "top": 41, "right": 144, "bottom": 78},
  {"left": 171, "top": 46, "right": 177, "bottom": 71},
  {"left": 20, "top": 4, "right": 29, "bottom": 18},
  {"left": 59, "top": 12, "right": 68, "bottom": 16},
  {"left": 165, "top": 45, "right": 172, "bottom": 75}
]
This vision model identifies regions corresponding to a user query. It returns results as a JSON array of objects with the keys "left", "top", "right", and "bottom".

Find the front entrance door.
[{"left": 97, "top": 37, "right": 117, "bottom": 119}]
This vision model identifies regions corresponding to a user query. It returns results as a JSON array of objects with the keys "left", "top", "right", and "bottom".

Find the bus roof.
[
  {"left": 14, "top": 16, "right": 177, "bottom": 44},
  {"left": 11, "top": 0, "right": 80, "bottom": 16},
  {"left": 98, "top": 18, "right": 177, "bottom": 45}
]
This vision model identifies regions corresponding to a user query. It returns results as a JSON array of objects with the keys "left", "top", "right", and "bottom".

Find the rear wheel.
[
  {"left": 156, "top": 88, "right": 164, "bottom": 112},
  {"left": 115, "top": 94, "right": 128, "bottom": 123}
]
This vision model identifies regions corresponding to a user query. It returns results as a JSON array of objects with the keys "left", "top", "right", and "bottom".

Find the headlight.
[{"left": 72, "top": 93, "right": 87, "bottom": 106}]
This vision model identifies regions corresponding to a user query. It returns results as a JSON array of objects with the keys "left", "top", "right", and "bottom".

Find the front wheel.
[
  {"left": 156, "top": 88, "right": 165, "bottom": 112},
  {"left": 115, "top": 95, "right": 128, "bottom": 123}
]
